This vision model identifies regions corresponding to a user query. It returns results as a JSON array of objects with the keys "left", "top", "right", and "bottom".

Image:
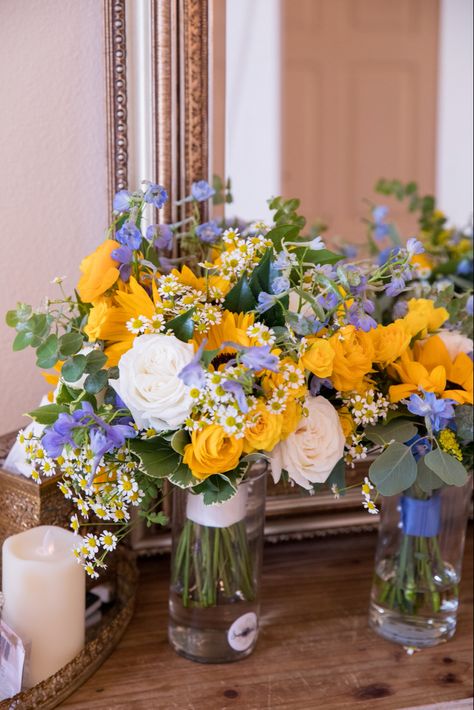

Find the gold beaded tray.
[{"left": 0, "top": 547, "right": 138, "bottom": 710}]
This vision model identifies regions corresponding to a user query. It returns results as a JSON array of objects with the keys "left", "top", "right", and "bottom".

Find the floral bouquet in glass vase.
[{"left": 7, "top": 179, "right": 432, "bottom": 662}]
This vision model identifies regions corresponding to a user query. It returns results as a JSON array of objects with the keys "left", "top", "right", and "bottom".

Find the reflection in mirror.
[{"left": 221, "top": 0, "right": 473, "bottom": 246}]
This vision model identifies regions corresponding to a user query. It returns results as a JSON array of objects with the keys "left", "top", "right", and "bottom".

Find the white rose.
[
  {"left": 111, "top": 334, "right": 194, "bottom": 431},
  {"left": 270, "top": 396, "right": 345, "bottom": 490},
  {"left": 437, "top": 330, "right": 473, "bottom": 360}
]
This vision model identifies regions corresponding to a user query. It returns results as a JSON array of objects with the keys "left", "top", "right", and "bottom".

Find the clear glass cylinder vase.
[
  {"left": 369, "top": 478, "right": 472, "bottom": 649},
  {"left": 168, "top": 461, "right": 267, "bottom": 663}
]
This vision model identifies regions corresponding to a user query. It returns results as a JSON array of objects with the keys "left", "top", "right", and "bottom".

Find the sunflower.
[
  {"left": 389, "top": 335, "right": 473, "bottom": 404},
  {"left": 172, "top": 265, "right": 231, "bottom": 299},
  {"left": 192, "top": 310, "right": 254, "bottom": 352}
]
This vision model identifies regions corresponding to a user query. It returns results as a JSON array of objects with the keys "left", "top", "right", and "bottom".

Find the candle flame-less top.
[{"left": 5, "top": 525, "right": 79, "bottom": 564}]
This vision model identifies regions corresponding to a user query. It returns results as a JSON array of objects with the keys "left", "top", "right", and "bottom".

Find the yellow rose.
[
  {"left": 338, "top": 406, "right": 356, "bottom": 440},
  {"left": 243, "top": 401, "right": 282, "bottom": 453},
  {"left": 281, "top": 398, "right": 303, "bottom": 439},
  {"left": 403, "top": 298, "right": 449, "bottom": 338},
  {"left": 300, "top": 338, "right": 335, "bottom": 378},
  {"left": 183, "top": 425, "right": 243, "bottom": 480},
  {"left": 328, "top": 325, "right": 374, "bottom": 392},
  {"left": 370, "top": 321, "right": 411, "bottom": 366},
  {"left": 77, "top": 240, "right": 120, "bottom": 303}
]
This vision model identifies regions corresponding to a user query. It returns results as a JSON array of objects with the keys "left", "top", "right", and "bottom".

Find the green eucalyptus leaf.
[
  {"left": 5, "top": 310, "right": 19, "bottom": 328},
  {"left": 416, "top": 457, "right": 445, "bottom": 494},
  {"left": 36, "top": 334, "right": 59, "bottom": 369},
  {"left": 84, "top": 370, "right": 108, "bottom": 394},
  {"left": 365, "top": 420, "right": 418, "bottom": 447},
  {"left": 12, "top": 330, "right": 34, "bottom": 351},
  {"left": 424, "top": 448, "right": 468, "bottom": 486},
  {"left": 129, "top": 438, "right": 180, "bottom": 478},
  {"left": 84, "top": 350, "right": 108, "bottom": 374},
  {"left": 369, "top": 442, "right": 417, "bottom": 496},
  {"left": 61, "top": 355, "right": 87, "bottom": 382},
  {"left": 59, "top": 332, "right": 84, "bottom": 357},
  {"left": 325, "top": 458, "right": 346, "bottom": 496}
]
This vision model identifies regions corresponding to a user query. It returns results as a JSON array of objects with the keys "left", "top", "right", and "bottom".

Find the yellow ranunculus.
[
  {"left": 183, "top": 425, "right": 243, "bottom": 480},
  {"left": 328, "top": 325, "right": 374, "bottom": 392},
  {"left": 389, "top": 335, "right": 473, "bottom": 404},
  {"left": 77, "top": 240, "right": 120, "bottom": 303},
  {"left": 300, "top": 338, "right": 335, "bottom": 378},
  {"left": 338, "top": 406, "right": 356, "bottom": 440},
  {"left": 403, "top": 298, "right": 449, "bottom": 338},
  {"left": 243, "top": 401, "right": 282, "bottom": 453},
  {"left": 370, "top": 321, "right": 411, "bottom": 366},
  {"left": 280, "top": 398, "right": 303, "bottom": 439}
]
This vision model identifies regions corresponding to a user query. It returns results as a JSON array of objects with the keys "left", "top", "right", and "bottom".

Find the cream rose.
[
  {"left": 437, "top": 330, "right": 473, "bottom": 360},
  {"left": 111, "top": 334, "right": 194, "bottom": 431},
  {"left": 270, "top": 396, "right": 345, "bottom": 490}
]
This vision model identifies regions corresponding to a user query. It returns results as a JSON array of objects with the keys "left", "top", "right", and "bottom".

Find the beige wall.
[{"left": 0, "top": 0, "right": 109, "bottom": 434}]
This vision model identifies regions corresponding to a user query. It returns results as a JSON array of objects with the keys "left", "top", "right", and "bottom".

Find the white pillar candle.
[{"left": 2, "top": 525, "right": 85, "bottom": 688}]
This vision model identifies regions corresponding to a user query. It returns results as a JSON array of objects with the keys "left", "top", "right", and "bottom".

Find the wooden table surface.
[{"left": 60, "top": 528, "right": 473, "bottom": 710}]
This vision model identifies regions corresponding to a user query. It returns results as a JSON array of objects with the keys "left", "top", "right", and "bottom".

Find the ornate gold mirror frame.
[{"left": 0, "top": 0, "right": 381, "bottom": 554}]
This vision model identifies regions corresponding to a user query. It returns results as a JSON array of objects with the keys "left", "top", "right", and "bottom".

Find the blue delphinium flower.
[
  {"left": 467, "top": 294, "right": 473, "bottom": 316},
  {"left": 372, "top": 205, "right": 390, "bottom": 239},
  {"left": 405, "top": 433, "right": 432, "bottom": 461},
  {"left": 256, "top": 291, "right": 278, "bottom": 314},
  {"left": 111, "top": 245, "right": 134, "bottom": 282},
  {"left": 317, "top": 291, "right": 340, "bottom": 310},
  {"left": 178, "top": 342, "right": 207, "bottom": 388},
  {"left": 341, "top": 244, "right": 358, "bottom": 259},
  {"left": 386, "top": 275, "right": 406, "bottom": 298},
  {"left": 191, "top": 180, "right": 215, "bottom": 202},
  {"left": 113, "top": 190, "right": 132, "bottom": 212},
  {"left": 89, "top": 421, "right": 135, "bottom": 481},
  {"left": 195, "top": 220, "right": 222, "bottom": 243},
  {"left": 146, "top": 224, "right": 173, "bottom": 251},
  {"left": 222, "top": 380, "right": 249, "bottom": 413},
  {"left": 116, "top": 221, "right": 142, "bottom": 250},
  {"left": 405, "top": 391, "right": 456, "bottom": 432},
  {"left": 241, "top": 345, "right": 279, "bottom": 372},
  {"left": 271, "top": 276, "right": 290, "bottom": 294},
  {"left": 392, "top": 299, "right": 408, "bottom": 319},
  {"left": 378, "top": 246, "right": 399, "bottom": 266},
  {"left": 457, "top": 258, "right": 472, "bottom": 275},
  {"left": 406, "top": 237, "right": 424, "bottom": 257},
  {"left": 347, "top": 304, "right": 377, "bottom": 332},
  {"left": 143, "top": 183, "right": 168, "bottom": 209},
  {"left": 273, "top": 252, "right": 293, "bottom": 270},
  {"left": 310, "top": 376, "right": 333, "bottom": 396}
]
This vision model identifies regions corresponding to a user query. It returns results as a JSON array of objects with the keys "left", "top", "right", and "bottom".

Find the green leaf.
[
  {"left": 416, "top": 457, "right": 445, "bottom": 494},
  {"left": 325, "top": 458, "right": 346, "bottom": 496},
  {"left": 168, "top": 463, "right": 196, "bottom": 489},
  {"left": 5, "top": 310, "right": 19, "bottom": 328},
  {"left": 454, "top": 405, "right": 473, "bottom": 444},
  {"left": 61, "top": 355, "right": 87, "bottom": 382},
  {"left": 28, "top": 403, "right": 67, "bottom": 425},
  {"left": 36, "top": 334, "right": 59, "bottom": 369},
  {"left": 369, "top": 442, "right": 417, "bottom": 495},
  {"left": 84, "top": 350, "right": 108, "bottom": 374},
  {"left": 293, "top": 247, "right": 343, "bottom": 266},
  {"left": 365, "top": 420, "right": 418, "bottom": 447},
  {"left": 165, "top": 308, "right": 195, "bottom": 342},
  {"left": 12, "top": 330, "right": 34, "bottom": 351},
  {"left": 29, "top": 314, "right": 49, "bottom": 336},
  {"left": 59, "top": 332, "right": 84, "bottom": 357},
  {"left": 193, "top": 474, "right": 237, "bottom": 505},
  {"left": 265, "top": 224, "right": 300, "bottom": 251},
  {"left": 223, "top": 274, "right": 257, "bottom": 312},
  {"left": 84, "top": 370, "right": 108, "bottom": 394},
  {"left": 170, "top": 429, "right": 191, "bottom": 455},
  {"left": 129, "top": 438, "right": 180, "bottom": 478},
  {"left": 249, "top": 248, "right": 274, "bottom": 295},
  {"left": 142, "top": 511, "right": 168, "bottom": 526},
  {"left": 424, "top": 448, "right": 468, "bottom": 486}
]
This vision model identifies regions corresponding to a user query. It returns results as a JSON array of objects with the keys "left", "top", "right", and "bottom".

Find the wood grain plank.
[{"left": 60, "top": 528, "right": 473, "bottom": 710}]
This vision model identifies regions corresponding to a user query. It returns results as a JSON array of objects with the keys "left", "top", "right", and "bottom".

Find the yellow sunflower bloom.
[
  {"left": 389, "top": 335, "right": 473, "bottom": 404},
  {"left": 172, "top": 265, "right": 231, "bottom": 298},
  {"left": 192, "top": 310, "right": 254, "bottom": 352}
]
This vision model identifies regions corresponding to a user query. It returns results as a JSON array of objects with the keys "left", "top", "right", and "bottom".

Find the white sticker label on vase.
[{"left": 227, "top": 612, "right": 258, "bottom": 652}]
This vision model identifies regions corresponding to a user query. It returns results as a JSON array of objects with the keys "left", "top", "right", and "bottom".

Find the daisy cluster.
[{"left": 217, "top": 228, "right": 273, "bottom": 281}]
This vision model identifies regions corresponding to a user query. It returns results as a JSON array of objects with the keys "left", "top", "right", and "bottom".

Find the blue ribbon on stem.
[{"left": 401, "top": 495, "right": 441, "bottom": 537}]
